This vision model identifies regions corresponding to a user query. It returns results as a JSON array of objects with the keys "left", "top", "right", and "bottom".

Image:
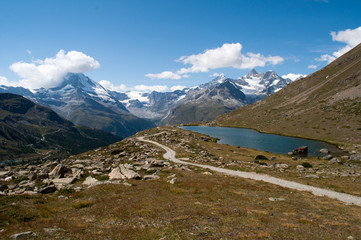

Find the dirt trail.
[{"left": 137, "top": 136, "right": 361, "bottom": 207}]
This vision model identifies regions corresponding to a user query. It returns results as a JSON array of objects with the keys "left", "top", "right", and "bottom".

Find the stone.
[
  {"left": 11, "top": 231, "right": 37, "bottom": 239},
  {"left": 202, "top": 171, "right": 213, "bottom": 175},
  {"left": 43, "top": 228, "right": 64, "bottom": 234},
  {"left": 149, "top": 160, "right": 165, "bottom": 167},
  {"left": 254, "top": 155, "right": 268, "bottom": 160},
  {"left": 274, "top": 163, "right": 289, "bottom": 169},
  {"left": 49, "top": 164, "right": 72, "bottom": 178},
  {"left": 119, "top": 164, "right": 141, "bottom": 180},
  {"left": 168, "top": 178, "right": 177, "bottom": 184},
  {"left": 143, "top": 175, "right": 160, "bottom": 181},
  {"left": 109, "top": 167, "right": 124, "bottom": 180},
  {"left": 268, "top": 197, "right": 285, "bottom": 201},
  {"left": 319, "top": 148, "right": 329, "bottom": 154},
  {"left": 270, "top": 156, "right": 277, "bottom": 161},
  {"left": 350, "top": 154, "right": 361, "bottom": 161},
  {"left": 39, "top": 186, "right": 57, "bottom": 194},
  {"left": 293, "top": 146, "right": 308, "bottom": 157},
  {"left": 323, "top": 154, "right": 333, "bottom": 160},
  {"left": 305, "top": 174, "right": 319, "bottom": 179},
  {"left": 296, "top": 165, "right": 305, "bottom": 171},
  {"left": 52, "top": 177, "right": 75, "bottom": 186},
  {"left": 0, "top": 171, "right": 10, "bottom": 177},
  {"left": 5, "top": 176, "right": 13, "bottom": 181},
  {"left": 341, "top": 155, "right": 349, "bottom": 160},
  {"left": 83, "top": 176, "right": 98, "bottom": 185},
  {"left": 329, "top": 158, "right": 341, "bottom": 164}
]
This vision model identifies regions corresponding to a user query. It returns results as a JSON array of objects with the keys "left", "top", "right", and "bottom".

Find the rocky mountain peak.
[{"left": 246, "top": 68, "right": 259, "bottom": 78}]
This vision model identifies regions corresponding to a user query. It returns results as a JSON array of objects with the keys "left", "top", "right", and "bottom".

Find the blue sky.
[{"left": 0, "top": 0, "right": 361, "bottom": 92}]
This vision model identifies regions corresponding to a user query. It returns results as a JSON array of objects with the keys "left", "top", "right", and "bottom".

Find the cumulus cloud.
[
  {"left": 308, "top": 65, "right": 318, "bottom": 69},
  {"left": 170, "top": 85, "right": 187, "bottom": 91},
  {"left": 0, "top": 76, "right": 14, "bottom": 86},
  {"left": 146, "top": 43, "right": 284, "bottom": 79},
  {"left": 133, "top": 84, "right": 169, "bottom": 92},
  {"left": 98, "top": 80, "right": 187, "bottom": 93},
  {"left": 6, "top": 49, "right": 100, "bottom": 89},
  {"left": 316, "top": 26, "right": 361, "bottom": 63},
  {"left": 282, "top": 73, "right": 307, "bottom": 81},
  {"left": 145, "top": 71, "right": 185, "bottom": 80},
  {"left": 99, "top": 80, "right": 127, "bottom": 92}
]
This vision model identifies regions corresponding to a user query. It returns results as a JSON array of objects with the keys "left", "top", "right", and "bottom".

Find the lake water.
[{"left": 180, "top": 126, "right": 338, "bottom": 157}]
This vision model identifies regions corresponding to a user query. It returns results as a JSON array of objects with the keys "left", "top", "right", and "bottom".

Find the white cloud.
[
  {"left": 282, "top": 73, "right": 307, "bottom": 81},
  {"left": 308, "top": 64, "right": 318, "bottom": 69},
  {"left": 7, "top": 49, "right": 100, "bottom": 89},
  {"left": 99, "top": 80, "right": 186, "bottom": 93},
  {"left": 146, "top": 43, "right": 284, "bottom": 79},
  {"left": 99, "top": 80, "right": 127, "bottom": 92},
  {"left": 26, "top": 50, "right": 32, "bottom": 55},
  {"left": 133, "top": 85, "right": 169, "bottom": 92},
  {"left": 0, "top": 76, "right": 14, "bottom": 86},
  {"left": 170, "top": 85, "right": 187, "bottom": 91},
  {"left": 210, "top": 72, "right": 224, "bottom": 77},
  {"left": 145, "top": 71, "right": 185, "bottom": 80},
  {"left": 316, "top": 26, "right": 361, "bottom": 63}
]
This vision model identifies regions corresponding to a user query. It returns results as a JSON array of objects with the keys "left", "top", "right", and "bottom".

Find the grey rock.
[
  {"left": 323, "top": 154, "right": 333, "bottom": 160},
  {"left": 168, "top": 178, "right": 177, "bottom": 184},
  {"left": 52, "top": 177, "right": 75, "bottom": 186},
  {"left": 109, "top": 167, "right": 124, "bottom": 180},
  {"left": 319, "top": 148, "right": 329, "bottom": 154},
  {"left": 350, "top": 154, "right": 361, "bottom": 161},
  {"left": 268, "top": 197, "right": 285, "bottom": 201},
  {"left": 82, "top": 176, "right": 98, "bottom": 185},
  {"left": 296, "top": 165, "right": 305, "bottom": 171},
  {"left": 143, "top": 175, "right": 160, "bottom": 181},
  {"left": 119, "top": 164, "right": 141, "bottom": 180},
  {"left": 11, "top": 231, "right": 36, "bottom": 239},
  {"left": 0, "top": 171, "right": 10, "bottom": 177},
  {"left": 49, "top": 164, "right": 72, "bottom": 178},
  {"left": 305, "top": 174, "right": 320, "bottom": 179},
  {"left": 329, "top": 158, "right": 342, "bottom": 164}
]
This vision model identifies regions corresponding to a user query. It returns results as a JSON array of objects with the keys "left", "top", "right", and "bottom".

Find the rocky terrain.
[{"left": 1, "top": 126, "right": 361, "bottom": 239}]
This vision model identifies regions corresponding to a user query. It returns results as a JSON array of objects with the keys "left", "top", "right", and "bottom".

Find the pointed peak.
[{"left": 246, "top": 69, "right": 259, "bottom": 78}]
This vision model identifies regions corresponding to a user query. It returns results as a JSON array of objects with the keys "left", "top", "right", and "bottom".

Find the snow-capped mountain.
[
  {"left": 0, "top": 73, "right": 154, "bottom": 138},
  {"left": 109, "top": 69, "right": 293, "bottom": 125}
]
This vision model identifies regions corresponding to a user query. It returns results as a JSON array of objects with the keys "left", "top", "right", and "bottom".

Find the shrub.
[
  {"left": 301, "top": 162, "right": 313, "bottom": 168},
  {"left": 72, "top": 201, "right": 93, "bottom": 209}
]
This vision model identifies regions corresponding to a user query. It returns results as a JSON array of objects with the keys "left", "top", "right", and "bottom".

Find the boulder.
[
  {"left": 49, "top": 164, "right": 72, "bottom": 178},
  {"left": 82, "top": 176, "right": 98, "bottom": 185},
  {"left": 323, "top": 154, "right": 333, "bottom": 160},
  {"left": 11, "top": 231, "right": 37, "bottom": 239},
  {"left": 119, "top": 164, "right": 141, "bottom": 180},
  {"left": 109, "top": 167, "right": 124, "bottom": 180},
  {"left": 329, "top": 158, "right": 342, "bottom": 164},
  {"left": 293, "top": 146, "right": 308, "bottom": 157},
  {"left": 52, "top": 177, "right": 76, "bottom": 186},
  {"left": 168, "top": 178, "right": 177, "bottom": 184},
  {"left": 0, "top": 171, "right": 10, "bottom": 177},
  {"left": 319, "top": 148, "right": 329, "bottom": 154},
  {"left": 143, "top": 175, "right": 160, "bottom": 181}
]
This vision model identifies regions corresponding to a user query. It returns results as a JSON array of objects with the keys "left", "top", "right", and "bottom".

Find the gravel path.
[{"left": 137, "top": 136, "right": 361, "bottom": 207}]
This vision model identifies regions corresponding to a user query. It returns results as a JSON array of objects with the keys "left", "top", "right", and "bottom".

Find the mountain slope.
[
  {"left": 160, "top": 71, "right": 291, "bottom": 125},
  {"left": 0, "top": 73, "right": 155, "bottom": 138},
  {"left": 0, "top": 93, "right": 121, "bottom": 162},
  {"left": 213, "top": 43, "right": 361, "bottom": 144}
]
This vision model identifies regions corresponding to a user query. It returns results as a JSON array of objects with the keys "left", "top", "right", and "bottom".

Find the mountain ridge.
[{"left": 213, "top": 43, "right": 361, "bottom": 145}]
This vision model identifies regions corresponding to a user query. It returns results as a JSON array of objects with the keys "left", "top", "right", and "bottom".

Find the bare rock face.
[
  {"left": 11, "top": 231, "right": 37, "bottom": 239},
  {"left": 83, "top": 176, "right": 99, "bottom": 185}
]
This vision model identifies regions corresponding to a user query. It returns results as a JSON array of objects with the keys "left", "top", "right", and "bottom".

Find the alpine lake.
[{"left": 180, "top": 126, "right": 340, "bottom": 157}]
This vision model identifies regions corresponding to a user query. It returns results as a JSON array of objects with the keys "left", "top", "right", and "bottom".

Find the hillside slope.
[
  {"left": 213, "top": 43, "right": 361, "bottom": 145},
  {"left": 0, "top": 93, "right": 121, "bottom": 162}
]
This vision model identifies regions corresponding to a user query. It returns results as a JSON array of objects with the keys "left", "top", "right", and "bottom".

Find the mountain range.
[
  {"left": 214, "top": 43, "right": 361, "bottom": 145},
  {"left": 0, "top": 93, "right": 121, "bottom": 162},
  {"left": 0, "top": 73, "right": 155, "bottom": 138}
]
